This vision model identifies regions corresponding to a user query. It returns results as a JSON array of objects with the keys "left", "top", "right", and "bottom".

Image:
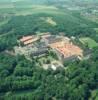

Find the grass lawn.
[
  {"left": 79, "top": 37, "right": 98, "bottom": 48},
  {"left": 90, "top": 90, "right": 98, "bottom": 100},
  {"left": 94, "top": 28, "right": 98, "bottom": 33}
]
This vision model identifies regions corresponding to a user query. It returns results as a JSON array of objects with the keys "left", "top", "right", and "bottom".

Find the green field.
[
  {"left": 79, "top": 37, "right": 98, "bottom": 48},
  {"left": 90, "top": 90, "right": 98, "bottom": 100},
  {"left": 94, "top": 28, "right": 98, "bottom": 33},
  {"left": 0, "top": 5, "right": 64, "bottom": 16}
]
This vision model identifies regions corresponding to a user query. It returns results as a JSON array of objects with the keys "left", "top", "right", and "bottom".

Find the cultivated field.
[{"left": 0, "top": 5, "right": 62, "bottom": 16}]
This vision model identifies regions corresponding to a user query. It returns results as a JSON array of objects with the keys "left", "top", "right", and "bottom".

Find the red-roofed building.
[
  {"left": 20, "top": 36, "right": 33, "bottom": 42},
  {"left": 19, "top": 35, "right": 39, "bottom": 46},
  {"left": 50, "top": 41, "right": 83, "bottom": 61}
]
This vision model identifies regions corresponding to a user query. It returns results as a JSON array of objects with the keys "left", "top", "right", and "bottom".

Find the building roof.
[
  {"left": 44, "top": 35, "right": 63, "bottom": 44},
  {"left": 20, "top": 35, "right": 39, "bottom": 45},
  {"left": 32, "top": 48, "right": 48, "bottom": 57},
  {"left": 50, "top": 42, "right": 83, "bottom": 58},
  {"left": 41, "top": 34, "right": 51, "bottom": 39},
  {"left": 24, "top": 39, "right": 34, "bottom": 45},
  {"left": 20, "top": 36, "right": 33, "bottom": 42},
  {"left": 34, "top": 41, "right": 47, "bottom": 48}
]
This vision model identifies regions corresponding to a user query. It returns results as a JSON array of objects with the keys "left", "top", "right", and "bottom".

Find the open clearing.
[
  {"left": 0, "top": 5, "right": 63, "bottom": 16},
  {"left": 90, "top": 90, "right": 98, "bottom": 100},
  {"left": 46, "top": 17, "right": 57, "bottom": 26},
  {"left": 79, "top": 37, "right": 98, "bottom": 48},
  {"left": 40, "top": 17, "right": 57, "bottom": 26},
  {"left": 14, "top": 5, "right": 63, "bottom": 16},
  {"left": 94, "top": 28, "right": 98, "bottom": 33}
]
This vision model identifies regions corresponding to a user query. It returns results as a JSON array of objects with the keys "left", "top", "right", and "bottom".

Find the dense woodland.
[{"left": 0, "top": 47, "right": 98, "bottom": 99}]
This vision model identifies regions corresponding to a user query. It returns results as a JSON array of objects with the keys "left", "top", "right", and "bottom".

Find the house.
[{"left": 43, "top": 61, "right": 64, "bottom": 70}]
